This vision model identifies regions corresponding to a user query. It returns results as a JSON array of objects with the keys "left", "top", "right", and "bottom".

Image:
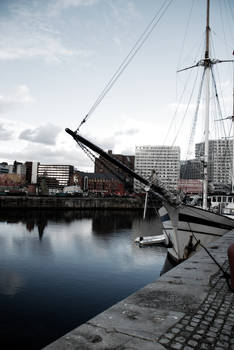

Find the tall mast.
[
  {"left": 232, "top": 64, "right": 234, "bottom": 193},
  {"left": 202, "top": 0, "right": 211, "bottom": 210}
]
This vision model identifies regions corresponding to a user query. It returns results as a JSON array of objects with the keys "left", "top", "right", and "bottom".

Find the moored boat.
[
  {"left": 65, "top": 0, "right": 234, "bottom": 265},
  {"left": 135, "top": 233, "right": 167, "bottom": 247}
]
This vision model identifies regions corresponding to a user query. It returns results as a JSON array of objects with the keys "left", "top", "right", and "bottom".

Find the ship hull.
[{"left": 159, "top": 204, "right": 234, "bottom": 263}]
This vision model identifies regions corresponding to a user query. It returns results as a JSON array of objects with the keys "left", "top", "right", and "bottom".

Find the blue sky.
[{"left": 0, "top": 0, "right": 233, "bottom": 171}]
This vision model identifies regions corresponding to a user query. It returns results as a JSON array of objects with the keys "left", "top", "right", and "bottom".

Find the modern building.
[
  {"left": 37, "top": 164, "right": 74, "bottom": 188},
  {"left": 195, "top": 139, "right": 232, "bottom": 184},
  {"left": 8, "top": 161, "right": 26, "bottom": 176},
  {"left": 95, "top": 150, "right": 135, "bottom": 192},
  {"left": 134, "top": 145, "right": 180, "bottom": 191},
  {"left": 0, "top": 163, "right": 9, "bottom": 174},
  {"left": 25, "top": 161, "right": 39, "bottom": 184},
  {"left": 180, "top": 159, "right": 202, "bottom": 179}
]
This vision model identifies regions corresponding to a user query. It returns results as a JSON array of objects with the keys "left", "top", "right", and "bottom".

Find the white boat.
[
  {"left": 135, "top": 234, "right": 167, "bottom": 247},
  {"left": 66, "top": 0, "right": 234, "bottom": 264},
  {"left": 221, "top": 203, "right": 234, "bottom": 219}
]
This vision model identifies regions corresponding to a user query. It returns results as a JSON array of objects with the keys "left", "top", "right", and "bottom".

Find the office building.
[
  {"left": 195, "top": 139, "right": 232, "bottom": 184},
  {"left": 37, "top": 164, "right": 74, "bottom": 188},
  {"left": 180, "top": 159, "right": 202, "bottom": 179},
  {"left": 134, "top": 145, "right": 180, "bottom": 191}
]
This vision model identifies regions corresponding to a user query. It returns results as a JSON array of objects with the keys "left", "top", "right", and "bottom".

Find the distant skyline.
[{"left": 0, "top": 0, "right": 233, "bottom": 171}]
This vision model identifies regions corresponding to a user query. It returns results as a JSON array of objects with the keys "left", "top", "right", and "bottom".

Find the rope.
[
  {"left": 187, "top": 222, "right": 232, "bottom": 292},
  {"left": 76, "top": 139, "right": 134, "bottom": 188},
  {"left": 75, "top": 0, "right": 175, "bottom": 132}
]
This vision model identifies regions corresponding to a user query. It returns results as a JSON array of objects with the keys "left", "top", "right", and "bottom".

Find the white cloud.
[
  {"left": 0, "top": 42, "right": 88, "bottom": 63},
  {"left": 0, "top": 2, "right": 93, "bottom": 63},
  {"left": 0, "top": 123, "right": 13, "bottom": 141},
  {"left": 0, "top": 85, "right": 34, "bottom": 114},
  {"left": 0, "top": 28, "right": 91, "bottom": 63},
  {"left": 49, "top": 0, "right": 99, "bottom": 14},
  {"left": 114, "top": 128, "right": 139, "bottom": 137},
  {"left": 19, "top": 123, "right": 62, "bottom": 145}
]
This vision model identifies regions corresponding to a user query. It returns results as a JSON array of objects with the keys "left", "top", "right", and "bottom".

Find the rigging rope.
[
  {"left": 171, "top": 69, "right": 199, "bottom": 147},
  {"left": 186, "top": 69, "right": 205, "bottom": 159},
  {"left": 75, "top": 0, "right": 175, "bottom": 132},
  {"left": 76, "top": 141, "right": 133, "bottom": 187}
]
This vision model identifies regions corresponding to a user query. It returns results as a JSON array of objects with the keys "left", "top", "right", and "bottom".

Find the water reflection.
[
  {"left": 0, "top": 210, "right": 142, "bottom": 239},
  {"left": 0, "top": 209, "right": 167, "bottom": 349},
  {"left": 0, "top": 268, "right": 24, "bottom": 296}
]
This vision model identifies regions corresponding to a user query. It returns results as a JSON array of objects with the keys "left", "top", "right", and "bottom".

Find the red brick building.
[
  {"left": 94, "top": 150, "right": 135, "bottom": 192},
  {"left": 178, "top": 179, "right": 203, "bottom": 194},
  {"left": 76, "top": 171, "right": 125, "bottom": 195}
]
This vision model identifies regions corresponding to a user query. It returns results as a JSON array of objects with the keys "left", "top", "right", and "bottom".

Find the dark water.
[{"left": 0, "top": 209, "right": 167, "bottom": 349}]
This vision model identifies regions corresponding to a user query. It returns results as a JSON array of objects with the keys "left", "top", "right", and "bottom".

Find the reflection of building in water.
[
  {"left": 0, "top": 269, "right": 24, "bottom": 296},
  {"left": 92, "top": 210, "right": 136, "bottom": 235},
  {"left": 26, "top": 221, "right": 35, "bottom": 232},
  {"left": 131, "top": 214, "right": 163, "bottom": 238},
  {"left": 37, "top": 220, "right": 47, "bottom": 240}
]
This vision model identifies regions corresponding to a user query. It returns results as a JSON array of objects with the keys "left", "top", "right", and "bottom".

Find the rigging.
[{"left": 75, "top": 0, "right": 175, "bottom": 132}]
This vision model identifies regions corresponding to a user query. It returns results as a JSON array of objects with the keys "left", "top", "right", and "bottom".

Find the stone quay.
[{"left": 43, "top": 229, "right": 234, "bottom": 350}]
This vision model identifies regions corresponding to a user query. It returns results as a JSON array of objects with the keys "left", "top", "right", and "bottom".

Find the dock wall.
[{"left": 0, "top": 195, "right": 145, "bottom": 210}]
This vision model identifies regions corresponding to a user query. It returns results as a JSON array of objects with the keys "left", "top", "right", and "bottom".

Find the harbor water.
[{"left": 0, "top": 209, "right": 167, "bottom": 349}]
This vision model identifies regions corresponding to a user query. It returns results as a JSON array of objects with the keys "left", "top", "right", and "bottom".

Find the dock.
[
  {"left": 0, "top": 195, "right": 145, "bottom": 210},
  {"left": 43, "top": 229, "right": 234, "bottom": 350}
]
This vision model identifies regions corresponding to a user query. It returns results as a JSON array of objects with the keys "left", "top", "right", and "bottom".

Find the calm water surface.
[{"left": 0, "top": 209, "right": 167, "bottom": 349}]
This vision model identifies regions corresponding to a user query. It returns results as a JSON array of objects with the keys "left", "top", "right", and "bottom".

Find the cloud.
[
  {"left": 0, "top": 85, "right": 34, "bottom": 114},
  {"left": 49, "top": 0, "right": 99, "bottom": 14},
  {"left": 0, "top": 29, "right": 91, "bottom": 63},
  {"left": 0, "top": 123, "right": 13, "bottom": 140},
  {"left": 0, "top": 2, "right": 93, "bottom": 63},
  {"left": 114, "top": 128, "right": 139, "bottom": 137},
  {"left": 0, "top": 143, "right": 93, "bottom": 170},
  {"left": 19, "top": 123, "right": 62, "bottom": 145}
]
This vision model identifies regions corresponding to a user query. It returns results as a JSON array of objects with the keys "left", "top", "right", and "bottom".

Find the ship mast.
[
  {"left": 202, "top": 0, "right": 211, "bottom": 210},
  {"left": 232, "top": 65, "right": 234, "bottom": 193}
]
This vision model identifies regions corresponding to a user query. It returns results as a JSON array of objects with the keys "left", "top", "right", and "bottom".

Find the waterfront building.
[
  {"left": 95, "top": 150, "right": 135, "bottom": 192},
  {"left": 195, "top": 139, "right": 232, "bottom": 184},
  {"left": 77, "top": 171, "right": 124, "bottom": 195},
  {"left": 134, "top": 145, "right": 180, "bottom": 192},
  {"left": 8, "top": 161, "right": 26, "bottom": 176},
  {"left": 25, "top": 161, "right": 39, "bottom": 184},
  {"left": 180, "top": 159, "right": 202, "bottom": 179},
  {"left": 37, "top": 164, "right": 74, "bottom": 188},
  {"left": 0, "top": 163, "right": 9, "bottom": 174},
  {"left": 178, "top": 179, "right": 203, "bottom": 194}
]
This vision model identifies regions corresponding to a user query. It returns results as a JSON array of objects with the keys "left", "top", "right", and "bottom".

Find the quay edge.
[
  {"left": 43, "top": 229, "right": 234, "bottom": 350},
  {"left": 0, "top": 195, "right": 152, "bottom": 210}
]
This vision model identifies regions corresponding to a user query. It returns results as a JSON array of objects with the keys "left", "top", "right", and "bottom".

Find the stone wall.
[{"left": 0, "top": 195, "right": 146, "bottom": 210}]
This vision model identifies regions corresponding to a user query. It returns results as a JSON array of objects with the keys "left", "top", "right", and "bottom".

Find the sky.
[{"left": 0, "top": 0, "right": 233, "bottom": 171}]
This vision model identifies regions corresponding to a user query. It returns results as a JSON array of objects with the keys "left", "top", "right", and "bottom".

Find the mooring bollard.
[{"left": 228, "top": 243, "right": 234, "bottom": 291}]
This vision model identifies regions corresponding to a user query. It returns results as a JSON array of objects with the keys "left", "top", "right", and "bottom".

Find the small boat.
[
  {"left": 135, "top": 234, "right": 167, "bottom": 247},
  {"left": 221, "top": 203, "right": 234, "bottom": 219}
]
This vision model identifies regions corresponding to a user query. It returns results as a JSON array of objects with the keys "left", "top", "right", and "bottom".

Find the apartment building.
[
  {"left": 180, "top": 159, "right": 202, "bottom": 179},
  {"left": 195, "top": 139, "right": 233, "bottom": 184},
  {"left": 134, "top": 145, "right": 180, "bottom": 192}
]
